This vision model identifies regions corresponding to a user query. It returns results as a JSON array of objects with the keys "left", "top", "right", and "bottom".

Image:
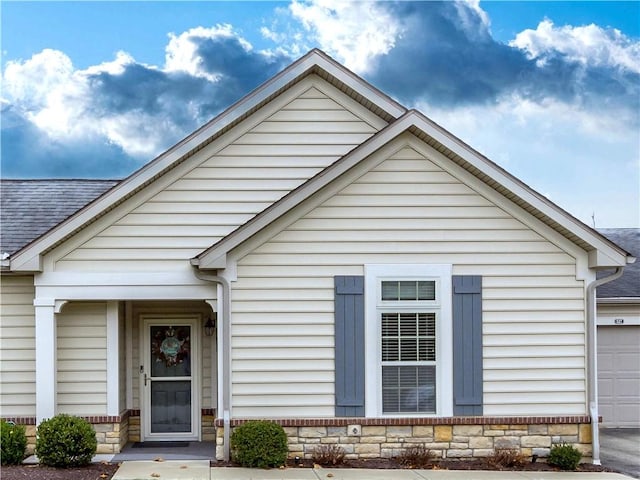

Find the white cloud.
[
  {"left": 1, "top": 26, "right": 281, "bottom": 160},
  {"left": 287, "top": 0, "right": 402, "bottom": 73},
  {"left": 165, "top": 24, "right": 251, "bottom": 82},
  {"left": 454, "top": 0, "right": 491, "bottom": 39},
  {"left": 511, "top": 19, "right": 640, "bottom": 73},
  {"left": 3, "top": 49, "right": 74, "bottom": 110}
]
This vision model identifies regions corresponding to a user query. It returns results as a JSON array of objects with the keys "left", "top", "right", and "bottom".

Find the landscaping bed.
[{"left": 0, "top": 457, "right": 615, "bottom": 480}]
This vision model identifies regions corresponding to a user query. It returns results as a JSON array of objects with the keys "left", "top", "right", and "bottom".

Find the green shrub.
[
  {"left": 230, "top": 420, "right": 288, "bottom": 468},
  {"left": 548, "top": 442, "right": 582, "bottom": 471},
  {"left": 36, "top": 415, "right": 97, "bottom": 467},
  {"left": 1, "top": 420, "right": 27, "bottom": 465}
]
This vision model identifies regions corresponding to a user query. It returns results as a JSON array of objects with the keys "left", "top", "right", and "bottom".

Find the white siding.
[
  {"left": 57, "top": 302, "right": 108, "bottom": 415},
  {"left": 53, "top": 78, "right": 384, "bottom": 272},
  {"left": 0, "top": 275, "right": 36, "bottom": 416},
  {"left": 232, "top": 145, "right": 586, "bottom": 417}
]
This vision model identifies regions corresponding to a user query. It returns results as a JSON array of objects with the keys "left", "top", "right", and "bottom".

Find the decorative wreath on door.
[{"left": 151, "top": 326, "right": 190, "bottom": 367}]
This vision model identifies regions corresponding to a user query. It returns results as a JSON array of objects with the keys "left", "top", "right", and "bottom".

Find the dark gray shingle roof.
[
  {"left": 1, "top": 179, "right": 119, "bottom": 256},
  {"left": 597, "top": 228, "right": 640, "bottom": 298}
]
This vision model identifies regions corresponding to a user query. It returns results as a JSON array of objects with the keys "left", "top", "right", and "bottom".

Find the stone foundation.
[
  {"left": 215, "top": 416, "right": 594, "bottom": 461},
  {"left": 202, "top": 410, "right": 216, "bottom": 442},
  {"left": 4, "top": 408, "right": 216, "bottom": 456}
]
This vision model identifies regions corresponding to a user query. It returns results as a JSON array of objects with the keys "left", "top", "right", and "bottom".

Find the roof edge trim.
[{"left": 8, "top": 49, "right": 406, "bottom": 272}]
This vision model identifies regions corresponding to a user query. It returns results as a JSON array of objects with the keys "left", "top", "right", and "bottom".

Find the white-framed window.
[{"left": 365, "top": 264, "right": 452, "bottom": 417}]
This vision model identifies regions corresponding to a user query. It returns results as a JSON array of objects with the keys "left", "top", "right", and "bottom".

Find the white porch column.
[
  {"left": 34, "top": 298, "right": 56, "bottom": 424},
  {"left": 106, "top": 301, "right": 120, "bottom": 416}
]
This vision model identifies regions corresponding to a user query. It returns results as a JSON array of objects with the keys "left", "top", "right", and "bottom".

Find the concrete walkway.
[{"left": 111, "top": 462, "right": 635, "bottom": 480}]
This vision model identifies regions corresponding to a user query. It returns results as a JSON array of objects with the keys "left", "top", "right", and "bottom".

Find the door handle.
[{"left": 144, "top": 373, "right": 148, "bottom": 386}]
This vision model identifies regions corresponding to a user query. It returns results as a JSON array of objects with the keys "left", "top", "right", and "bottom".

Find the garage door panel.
[
  {"left": 618, "top": 379, "right": 640, "bottom": 396},
  {"left": 598, "top": 354, "right": 614, "bottom": 371},
  {"left": 617, "top": 405, "right": 640, "bottom": 425},
  {"left": 597, "top": 325, "right": 640, "bottom": 428}
]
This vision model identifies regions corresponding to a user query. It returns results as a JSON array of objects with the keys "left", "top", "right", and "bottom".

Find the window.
[{"left": 365, "top": 265, "right": 452, "bottom": 417}]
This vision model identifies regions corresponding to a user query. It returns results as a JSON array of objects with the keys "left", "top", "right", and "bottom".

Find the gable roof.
[
  {"left": 7, "top": 49, "right": 406, "bottom": 272},
  {"left": 1, "top": 179, "right": 118, "bottom": 258},
  {"left": 192, "top": 109, "right": 634, "bottom": 271},
  {"left": 597, "top": 229, "right": 640, "bottom": 299},
  {"left": 4, "top": 49, "right": 634, "bottom": 273}
]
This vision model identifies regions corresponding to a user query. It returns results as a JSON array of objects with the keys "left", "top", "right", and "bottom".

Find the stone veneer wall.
[
  {"left": 4, "top": 414, "right": 130, "bottom": 455},
  {"left": 215, "top": 417, "right": 594, "bottom": 461}
]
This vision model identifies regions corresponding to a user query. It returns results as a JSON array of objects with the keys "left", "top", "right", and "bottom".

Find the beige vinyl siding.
[
  {"left": 232, "top": 146, "right": 586, "bottom": 417},
  {"left": 57, "top": 302, "right": 108, "bottom": 415},
  {"left": 54, "top": 79, "right": 383, "bottom": 272},
  {"left": 0, "top": 275, "right": 36, "bottom": 416}
]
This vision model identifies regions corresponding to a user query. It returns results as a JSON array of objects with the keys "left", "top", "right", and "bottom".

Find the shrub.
[
  {"left": 36, "top": 414, "right": 97, "bottom": 467},
  {"left": 311, "top": 444, "right": 346, "bottom": 466},
  {"left": 1, "top": 420, "right": 27, "bottom": 465},
  {"left": 395, "top": 444, "right": 435, "bottom": 468},
  {"left": 486, "top": 448, "right": 527, "bottom": 469},
  {"left": 230, "top": 420, "right": 288, "bottom": 468},
  {"left": 548, "top": 442, "right": 582, "bottom": 471}
]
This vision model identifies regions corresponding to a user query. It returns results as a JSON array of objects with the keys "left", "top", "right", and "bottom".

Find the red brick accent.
[
  {"left": 1, "top": 417, "right": 36, "bottom": 425},
  {"left": 214, "top": 415, "right": 599, "bottom": 427}
]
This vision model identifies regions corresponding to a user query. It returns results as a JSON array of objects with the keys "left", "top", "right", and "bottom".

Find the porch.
[{"left": 30, "top": 298, "right": 220, "bottom": 454}]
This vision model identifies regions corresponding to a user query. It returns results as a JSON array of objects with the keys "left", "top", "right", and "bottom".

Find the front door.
[{"left": 142, "top": 316, "right": 200, "bottom": 440}]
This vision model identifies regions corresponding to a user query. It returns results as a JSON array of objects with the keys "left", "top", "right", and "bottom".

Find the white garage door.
[{"left": 598, "top": 325, "right": 640, "bottom": 427}]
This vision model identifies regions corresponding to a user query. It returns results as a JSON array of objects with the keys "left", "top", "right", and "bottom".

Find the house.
[
  {"left": 596, "top": 229, "right": 640, "bottom": 429},
  {"left": 0, "top": 49, "right": 635, "bottom": 463}
]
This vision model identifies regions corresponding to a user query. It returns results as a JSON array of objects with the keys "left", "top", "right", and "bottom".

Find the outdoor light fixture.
[{"left": 204, "top": 314, "right": 216, "bottom": 337}]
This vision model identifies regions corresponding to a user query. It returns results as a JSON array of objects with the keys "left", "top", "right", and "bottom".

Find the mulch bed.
[
  {"left": 1, "top": 462, "right": 120, "bottom": 480},
  {"left": 0, "top": 458, "right": 613, "bottom": 480}
]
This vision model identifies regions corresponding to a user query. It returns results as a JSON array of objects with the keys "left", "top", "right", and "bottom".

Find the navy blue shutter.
[
  {"left": 334, "top": 275, "right": 365, "bottom": 417},
  {"left": 452, "top": 275, "right": 483, "bottom": 415}
]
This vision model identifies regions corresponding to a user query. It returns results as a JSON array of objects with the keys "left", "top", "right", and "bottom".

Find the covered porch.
[{"left": 31, "top": 269, "right": 224, "bottom": 454}]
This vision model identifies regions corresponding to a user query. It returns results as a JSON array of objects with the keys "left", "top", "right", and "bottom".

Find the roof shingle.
[
  {"left": 1, "top": 179, "right": 119, "bottom": 256},
  {"left": 597, "top": 228, "right": 640, "bottom": 298}
]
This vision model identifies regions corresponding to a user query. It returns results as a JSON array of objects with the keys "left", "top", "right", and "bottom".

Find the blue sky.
[{"left": 1, "top": 1, "right": 639, "bottom": 227}]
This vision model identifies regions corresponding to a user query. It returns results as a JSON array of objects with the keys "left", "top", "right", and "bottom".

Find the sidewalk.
[{"left": 111, "top": 461, "right": 636, "bottom": 480}]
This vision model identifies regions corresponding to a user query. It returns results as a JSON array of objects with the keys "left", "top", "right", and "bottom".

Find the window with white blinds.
[{"left": 379, "top": 281, "right": 438, "bottom": 414}]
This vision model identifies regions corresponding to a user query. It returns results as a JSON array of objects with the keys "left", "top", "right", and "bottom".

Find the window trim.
[{"left": 365, "top": 264, "right": 453, "bottom": 417}]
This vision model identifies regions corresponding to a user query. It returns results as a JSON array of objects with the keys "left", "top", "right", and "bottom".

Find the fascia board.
[
  {"left": 195, "top": 114, "right": 418, "bottom": 268},
  {"left": 597, "top": 297, "right": 640, "bottom": 304},
  {"left": 196, "top": 109, "right": 631, "bottom": 270},
  {"left": 407, "top": 111, "right": 632, "bottom": 267},
  {"left": 311, "top": 52, "right": 406, "bottom": 118},
  {"left": 9, "top": 50, "right": 405, "bottom": 272}
]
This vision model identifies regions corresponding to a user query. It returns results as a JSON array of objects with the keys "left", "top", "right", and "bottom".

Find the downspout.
[
  {"left": 586, "top": 266, "right": 624, "bottom": 465},
  {"left": 193, "top": 270, "right": 232, "bottom": 462}
]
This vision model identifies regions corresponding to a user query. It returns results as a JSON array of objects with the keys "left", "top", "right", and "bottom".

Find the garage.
[
  {"left": 597, "top": 324, "right": 640, "bottom": 427},
  {"left": 597, "top": 228, "right": 639, "bottom": 428}
]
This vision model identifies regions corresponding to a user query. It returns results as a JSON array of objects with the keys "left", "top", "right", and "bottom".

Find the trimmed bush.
[
  {"left": 548, "top": 442, "right": 582, "bottom": 471},
  {"left": 230, "top": 420, "right": 288, "bottom": 468},
  {"left": 36, "top": 414, "right": 97, "bottom": 467},
  {"left": 1, "top": 420, "right": 27, "bottom": 465}
]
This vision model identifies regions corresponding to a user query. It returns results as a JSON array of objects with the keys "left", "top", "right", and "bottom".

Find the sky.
[{"left": 1, "top": 1, "right": 639, "bottom": 228}]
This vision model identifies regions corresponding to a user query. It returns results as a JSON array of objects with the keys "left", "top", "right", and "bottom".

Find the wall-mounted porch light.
[{"left": 204, "top": 313, "right": 217, "bottom": 337}]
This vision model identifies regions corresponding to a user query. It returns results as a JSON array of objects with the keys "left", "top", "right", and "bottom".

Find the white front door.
[{"left": 142, "top": 316, "right": 200, "bottom": 440}]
